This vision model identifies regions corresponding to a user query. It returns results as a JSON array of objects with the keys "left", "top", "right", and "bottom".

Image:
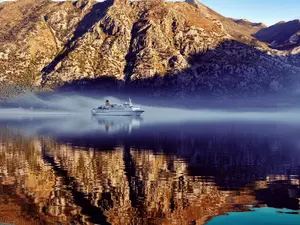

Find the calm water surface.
[{"left": 0, "top": 111, "right": 299, "bottom": 224}]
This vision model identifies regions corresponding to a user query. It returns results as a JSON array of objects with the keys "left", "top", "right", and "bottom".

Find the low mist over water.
[
  {"left": 1, "top": 92, "right": 300, "bottom": 121},
  {"left": 0, "top": 93, "right": 299, "bottom": 224}
]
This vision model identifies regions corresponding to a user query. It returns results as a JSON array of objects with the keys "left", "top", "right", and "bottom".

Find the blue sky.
[
  {"left": 0, "top": 0, "right": 299, "bottom": 26},
  {"left": 200, "top": 0, "right": 300, "bottom": 26}
]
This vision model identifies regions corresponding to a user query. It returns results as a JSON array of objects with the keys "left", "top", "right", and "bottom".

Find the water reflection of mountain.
[
  {"left": 0, "top": 117, "right": 300, "bottom": 187},
  {"left": 27, "top": 118, "right": 300, "bottom": 190},
  {"left": 0, "top": 123, "right": 299, "bottom": 224}
]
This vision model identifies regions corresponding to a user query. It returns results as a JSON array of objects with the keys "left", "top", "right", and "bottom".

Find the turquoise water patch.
[{"left": 206, "top": 207, "right": 300, "bottom": 225}]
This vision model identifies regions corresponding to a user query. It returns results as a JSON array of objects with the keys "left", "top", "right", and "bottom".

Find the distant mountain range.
[
  {"left": 230, "top": 18, "right": 267, "bottom": 31},
  {"left": 254, "top": 19, "right": 300, "bottom": 50},
  {"left": 0, "top": 0, "right": 299, "bottom": 97}
]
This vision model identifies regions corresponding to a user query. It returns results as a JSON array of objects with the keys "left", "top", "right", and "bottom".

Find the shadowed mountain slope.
[{"left": 254, "top": 19, "right": 300, "bottom": 50}]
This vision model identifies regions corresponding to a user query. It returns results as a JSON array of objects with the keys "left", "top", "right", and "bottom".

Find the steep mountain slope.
[
  {"left": 0, "top": 0, "right": 85, "bottom": 84},
  {"left": 254, "top": 19, "right": 300, "bottom": 50},
  {"left": 184, "top": 0, "right": 266, "bottom": 45},
  {"left": 230, "top": 18, "right": 267, "bottom": 33},
  {"left": 0, "top": 0, "right": 300, "bottom": 97}
]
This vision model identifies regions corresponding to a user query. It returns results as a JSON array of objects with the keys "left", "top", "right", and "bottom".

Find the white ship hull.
[
  {"left": 91, "top": 109, "right": 144, "bottom": 116},
  {"left": 92, "top": 98, "right": 144, "bottom": 116}
]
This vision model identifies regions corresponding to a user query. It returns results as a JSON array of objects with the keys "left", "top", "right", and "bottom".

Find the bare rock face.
[
  {"left": 73, "top": 0, "right": 93, "bottom": 10},
  {"left": 0, "top": 0, "right": 300, "bottom": 97}
]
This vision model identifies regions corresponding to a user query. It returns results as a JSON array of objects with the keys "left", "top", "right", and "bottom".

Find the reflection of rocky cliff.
[
  {"left": 44, "top": 144, "right": 251, "bottom": 225},
  {"left": 0, "top": 130, "right": 83, "bottom": 224},
  {"left": 0, "top": 129, "right": 299, "bottom": 224}
]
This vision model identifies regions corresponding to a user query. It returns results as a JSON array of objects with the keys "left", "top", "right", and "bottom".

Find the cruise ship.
[{"left": 91, "top": 98, "right": 144, "bottom": 116}]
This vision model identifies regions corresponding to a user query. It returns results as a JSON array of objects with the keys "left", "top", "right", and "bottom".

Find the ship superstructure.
[{"left": 91, "top": 98, "right": 144, "bottom": 116}]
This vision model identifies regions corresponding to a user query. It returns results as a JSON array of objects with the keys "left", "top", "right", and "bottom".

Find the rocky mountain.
[
  {"left": 0, "top": 0, "right": 300, "bottom": 97},
  {"left": 230, "top": 18, "right": 267, "bottom": 33},
  {"left": 254, "top": 19, "right": 300, "bottom": 50}
]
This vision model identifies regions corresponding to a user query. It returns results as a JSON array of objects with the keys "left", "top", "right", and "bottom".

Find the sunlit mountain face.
[
  {"left": 0, "top": 115, "right": 299, "bottom": 225},
  {"left": 0, "top": 0, "right": 300, "bottom": 98}
]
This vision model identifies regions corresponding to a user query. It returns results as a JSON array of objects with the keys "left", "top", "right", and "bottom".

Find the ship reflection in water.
[
  {"left": 0, "top": 115, "right": 299, "bottom": 225},
  {"left": 91, "top": 115, "right": 142, "bottom": 133}
]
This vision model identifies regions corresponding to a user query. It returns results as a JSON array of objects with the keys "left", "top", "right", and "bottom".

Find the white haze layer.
[
  {"left": 1, "top": 93, "right": 300, "bottom": 139},
  {"left": 1, "top": 93, "right": 300, "bottom": 124}
]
